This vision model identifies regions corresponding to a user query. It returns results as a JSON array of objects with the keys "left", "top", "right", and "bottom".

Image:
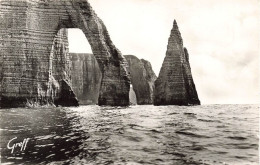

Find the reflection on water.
[{"left": 0, "top": 105, "right": 259, "bottom": 164}]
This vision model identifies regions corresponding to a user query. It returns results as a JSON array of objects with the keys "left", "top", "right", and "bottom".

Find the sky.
[{"left": 68, "top": 0, "right": 260, "bottom": 104}]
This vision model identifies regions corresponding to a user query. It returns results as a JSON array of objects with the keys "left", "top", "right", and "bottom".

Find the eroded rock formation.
[
  {"left": 124, "top": 55, "right": 157, "bottom": 104},
  {"left": 0, "top": 0, "right": 130, "bottom": 107},
  {"left": 70, "top": 53, "right": 101, "bottom": 105},
  {"left": 154, "top": 20, "right": 200, "bottom": 106}
]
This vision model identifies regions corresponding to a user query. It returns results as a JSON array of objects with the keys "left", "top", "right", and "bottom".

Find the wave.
[
  {"left": 226, "top": 136, "right": 247, "bottom": 140},
  {"left": 175, "top": 130, "right": 210, "bottom": 138}
]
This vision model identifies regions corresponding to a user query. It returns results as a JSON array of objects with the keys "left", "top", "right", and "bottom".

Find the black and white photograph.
[{"left": 0, "top": 0, "right": 259, "bottom": 164}]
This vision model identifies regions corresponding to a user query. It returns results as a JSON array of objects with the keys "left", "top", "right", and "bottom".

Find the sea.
[{"left": 0, "top": 104, "right": 259, "bottom": 165}]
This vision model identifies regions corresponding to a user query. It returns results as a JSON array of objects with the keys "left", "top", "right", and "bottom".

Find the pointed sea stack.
[{"left": 154, "top": 20, "right": 200, "bottom": 106}]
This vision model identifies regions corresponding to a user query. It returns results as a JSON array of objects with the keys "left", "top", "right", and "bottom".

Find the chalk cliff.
[
  {"left": 70, "top": 53, "right": 101, "bottom": 105},
  {"left": 0, "top": 0, "right": 130, "bottom": 107},
  {"left": 154, "top": 20, "right": 200, "bottom": 106},
  {"left": 124, "top": 55, "right": 157, "bottom": 104},
  {"left": 69, "top": 54, "right": 155, "bottom": 105}
]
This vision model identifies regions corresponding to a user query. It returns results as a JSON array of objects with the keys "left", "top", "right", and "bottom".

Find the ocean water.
[{"left": 0, "top": 104, "right": 258, "bottom": 165}]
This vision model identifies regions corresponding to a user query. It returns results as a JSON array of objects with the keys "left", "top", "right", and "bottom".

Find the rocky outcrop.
[
  {"left": 70, "top": 53, "right": 102, "bottom": 105},
  {"left": 124, "top": 55, "right": 157, "bottom": 104},
  {"left": 154, "top": 20, "right": 200, "bottom": 106},
  {"left": 0, "top": 0, "right": 130, "bottom": 107}
]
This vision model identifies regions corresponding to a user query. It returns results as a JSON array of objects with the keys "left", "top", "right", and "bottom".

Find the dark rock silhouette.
[
  {"left": 0, "top": 0, "right": 130, "bottom": 107},
  {"left": 154, "top": 20, "right": 200, "bottom": 106},
  {"left": 70, "top": 53, "right": 101, "bottom": 105},
  {"left": 124, "top": 55, "right": 157, "bottom": 104},
  {"left": 54, "top": 80, "right": 79, "bottom": 107}
]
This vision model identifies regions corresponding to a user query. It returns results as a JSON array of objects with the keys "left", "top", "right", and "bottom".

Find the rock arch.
[{"left": 0, "top": 0, "right": 130, "bottom": 107}]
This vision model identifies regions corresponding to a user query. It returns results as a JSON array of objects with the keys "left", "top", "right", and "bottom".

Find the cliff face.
[
  {"left": 69, "top": 54, "right": 154, "bottom": 105},
  {"left": 70, "top": 53, "right": 101, "bottom": 105},
  {"left": 0, "top": 0, "right": 130, "bottom": 107},
  {"left": 124, "top": 55, "right": 157, "bottom": 104},
  {"left": 154, "top": 20, "right": 200, "bottom": 106}
]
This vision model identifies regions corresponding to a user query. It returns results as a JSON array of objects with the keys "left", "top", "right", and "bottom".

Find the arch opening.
[
  {"left": 68, "top": 28, "right": 102, "bottom": 105},
  {"left": 57, "top": 28, "right": 136, "bottom": 106},
  {"left": 50, "top": 28, "right": 102, "bottom": 105}
]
